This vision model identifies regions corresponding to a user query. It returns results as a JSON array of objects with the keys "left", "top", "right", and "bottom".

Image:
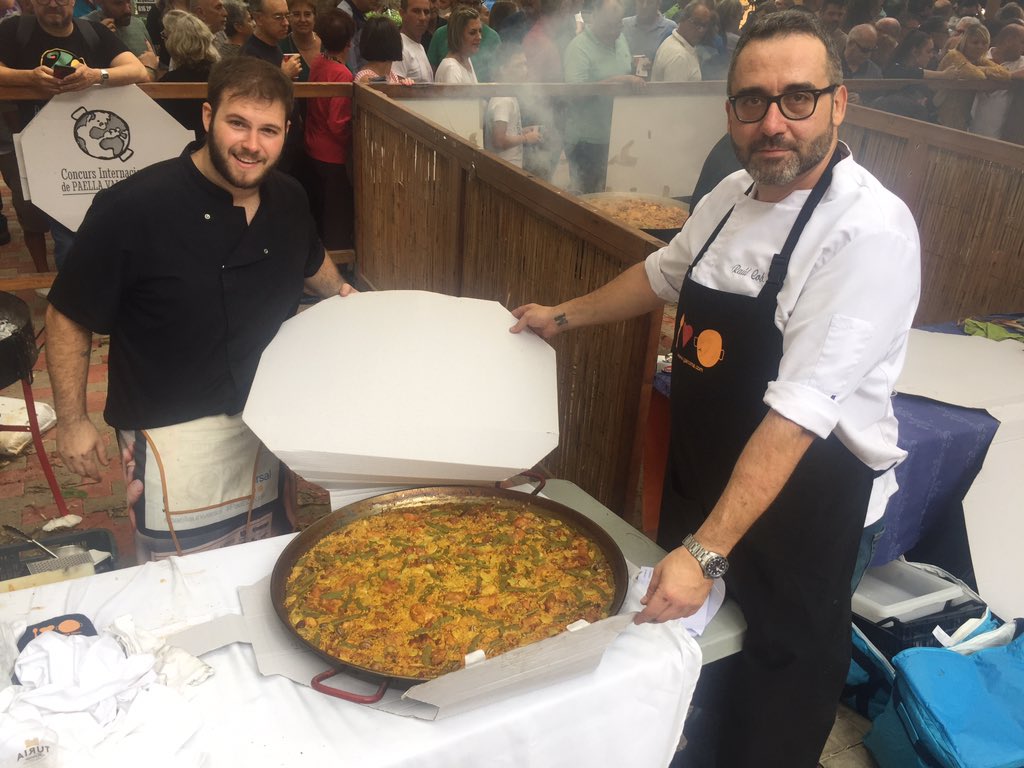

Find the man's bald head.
[
  {"left": 993, "top": 20, "right": 1024, "bottom": 59},
  {"left": 844, "top": 22, "right": 877, "bottom": 68},
  {"left": 849, "top": 22, "right": 878, "bottom": 44},
  {"left": 875, "top": 16, "right": 900, "bottom": 38},
  {"left": 932, "top": 0, "right": 952, "bottom": 17}
]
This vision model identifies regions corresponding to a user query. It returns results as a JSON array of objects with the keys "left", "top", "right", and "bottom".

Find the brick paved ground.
[{"left": 0, "top": 190, "right": 331, "bottom": 568}]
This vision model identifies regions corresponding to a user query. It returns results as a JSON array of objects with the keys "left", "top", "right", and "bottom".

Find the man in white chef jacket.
[{"left": 511, "top": 11, "right": 920, "bottom": 767}]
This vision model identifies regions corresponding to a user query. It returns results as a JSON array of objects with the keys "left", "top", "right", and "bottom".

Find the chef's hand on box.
[
  {"left": 634, "top": 547, "right": 712, "bottom": 624},
  {"left": 509, "top": 304, "right": 567, "bottom": 340}
]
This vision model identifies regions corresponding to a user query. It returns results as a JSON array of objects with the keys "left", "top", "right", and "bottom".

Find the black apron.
[{"left": 660, "top": 147, "right": 877, "bottom": 767}]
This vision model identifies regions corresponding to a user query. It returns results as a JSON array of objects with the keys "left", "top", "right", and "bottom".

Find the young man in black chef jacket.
[{"left": 45, "top": 56, "right": 354, "bottom": 562}]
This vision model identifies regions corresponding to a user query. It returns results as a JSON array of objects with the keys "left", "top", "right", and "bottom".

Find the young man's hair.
[
  {"left": 207, "top": 55, "right": 294, "bottom": 117},
  {"left": 316, "top": 8, "right": 357, "bottom": 52},
  {"left": 727, "top": 9, "right": 843, "bottom": 91}
]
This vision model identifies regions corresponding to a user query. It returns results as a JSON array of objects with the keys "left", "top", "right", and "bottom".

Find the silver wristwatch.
[
  {"left": 99, "top": 68, "right": 109, "bottom": 84},
  {"left": 682, "top": 534, "right": 729, "bottom": 579}
]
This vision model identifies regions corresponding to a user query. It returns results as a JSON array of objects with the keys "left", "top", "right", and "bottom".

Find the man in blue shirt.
[{"left": 622, "top": 0, "right": 674, "bottom": 64}]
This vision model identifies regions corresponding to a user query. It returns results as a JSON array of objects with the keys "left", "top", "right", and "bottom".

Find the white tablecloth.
[{"left": 0, "top": 534, "right": 701, "bottom": 768}]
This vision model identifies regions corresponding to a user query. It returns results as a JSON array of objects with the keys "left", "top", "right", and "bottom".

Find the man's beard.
[
  {"left": 732, "top": 121, "right": 835, "bottom": 188},
  {"left": 207, "top": 119, "right": 278, "bottom": 190}
]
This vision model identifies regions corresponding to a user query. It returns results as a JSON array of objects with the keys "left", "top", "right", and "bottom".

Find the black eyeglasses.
[
  {"left": 728, "top": 85, "right": 839, "bottom": 123},
  {"left": 851, "top": 40, "right": 876, "bottom": 53}
]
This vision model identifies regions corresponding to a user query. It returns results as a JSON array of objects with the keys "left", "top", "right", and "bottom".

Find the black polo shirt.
[
  {"left": 48, "top": 142, "right": 325, "bottom": 430},
  {"left": 240, "top": 34, "right": 283, "bottom": 66}
]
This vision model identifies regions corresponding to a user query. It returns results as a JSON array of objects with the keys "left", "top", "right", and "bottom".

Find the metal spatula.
[
  {"left": 3, "top": 524, "right": 58, "bottom": 557},
  {"left": 3, "top": 524, "right": 95, "bottom": 573}
]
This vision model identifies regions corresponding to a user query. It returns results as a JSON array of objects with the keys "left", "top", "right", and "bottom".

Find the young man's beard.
[{"left": 207, "top": 116, "right": 281, "bottom": 190}]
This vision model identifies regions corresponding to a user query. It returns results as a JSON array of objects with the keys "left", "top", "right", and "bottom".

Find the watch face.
[{"left": 704, "top": 555, "right": 729, "bottom": 579}]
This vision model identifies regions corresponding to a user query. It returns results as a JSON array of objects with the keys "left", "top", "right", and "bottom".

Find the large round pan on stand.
[
  {"left": 270, "top": 483, "right": 630, "bottom": 703},
  {"left": 580, "top": 192, "right": 690, "bottom": 243}
]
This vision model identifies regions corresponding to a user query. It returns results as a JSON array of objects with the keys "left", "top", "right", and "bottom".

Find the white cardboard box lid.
[{"left": 243, "top": 291, "right": 559, "bottom": 489}]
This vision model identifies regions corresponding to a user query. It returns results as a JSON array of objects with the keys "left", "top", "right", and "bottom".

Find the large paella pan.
[{"left": 270, "top": 485, "right": 629, "bottom": 697}]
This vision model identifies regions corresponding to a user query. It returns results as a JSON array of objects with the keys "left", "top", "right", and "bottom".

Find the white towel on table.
[
  {"left": 0, "top": 626, "right": 208, "bottom": 767},
  {"left": 627, "top": 566, "right": 726, "bottom": 636}
]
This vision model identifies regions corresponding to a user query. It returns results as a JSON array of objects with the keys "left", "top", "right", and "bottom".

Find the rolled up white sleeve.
[
  {"left": 644, "top": 209, "right": 706, "bottom": 302},
  {"left": 644, "top": 241, "right": 689, "bottom": 302},
  {"left": 764, "top": 229, "right": 920, "bottom": 438}
]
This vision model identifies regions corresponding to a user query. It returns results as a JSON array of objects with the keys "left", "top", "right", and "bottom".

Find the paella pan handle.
[
  {"left": 496, "top": 470, "right": 546, "bottom": 496},
  {"left": 311, "top": 669, "right": 390, "bottom": 703}
]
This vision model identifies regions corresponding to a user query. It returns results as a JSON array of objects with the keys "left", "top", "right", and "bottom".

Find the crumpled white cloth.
[
  {"left": 107, "top": 615, "right": 214, "bottom": 692},
  {"left": 627, "top": 567, "right": 726, "bottom": 636},
  {"left": 13, "top": 633, "right": 155, "bottom": 724},
  {"left": 0, "top": 618, "right": 212, "bottom": 768}
]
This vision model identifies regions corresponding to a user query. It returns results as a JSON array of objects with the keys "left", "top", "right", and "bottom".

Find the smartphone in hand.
[{"left": 52, "top": 64, "right": 76, "bottom": 79}]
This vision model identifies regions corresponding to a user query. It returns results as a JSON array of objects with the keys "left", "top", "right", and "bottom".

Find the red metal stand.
[{"left": 0, "top": 377, "right": 70, "bottom": 518}]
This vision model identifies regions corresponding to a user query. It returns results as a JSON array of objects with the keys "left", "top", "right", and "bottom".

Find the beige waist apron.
[{"left": 124, "top": 414, "right": 280, "bottom": 560}]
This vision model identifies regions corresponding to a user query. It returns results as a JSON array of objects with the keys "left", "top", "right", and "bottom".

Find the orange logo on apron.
[{"left": 675, "top": 314, "right": 725, "bottom": 371}]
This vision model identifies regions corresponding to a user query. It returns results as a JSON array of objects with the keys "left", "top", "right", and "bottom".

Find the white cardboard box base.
[{"left": 168, "top": 574, "right": 636, "bottom": 720}]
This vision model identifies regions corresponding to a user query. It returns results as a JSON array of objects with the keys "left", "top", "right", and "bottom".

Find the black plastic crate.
[
  {"left": 853, "top": 596, "right": 988, "bottom": 660},
  {"left": 0, "top": 528, "right": 118, "bottom": 582}
]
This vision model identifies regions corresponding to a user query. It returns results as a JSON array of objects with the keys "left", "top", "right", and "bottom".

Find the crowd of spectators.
[
  {"left": 0, "top": 0, "right": 1020, "bottom": 264},
  {"left": 817, "top": 0, "right": 1024, "bottom": 135}
]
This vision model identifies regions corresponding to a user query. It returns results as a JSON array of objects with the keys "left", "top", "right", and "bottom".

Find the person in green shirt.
[
  {"left": 84, "top": 0, "right": 158, "bottom": 75},
  {"left": 427, "top": 0, "right": 500, "bottom": 81},
  {"left": 563, "top": 0, "right": 641, "bottom": 193}
]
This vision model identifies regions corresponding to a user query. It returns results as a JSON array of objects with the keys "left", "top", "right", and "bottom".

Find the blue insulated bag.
[
  {"left": 864, "top": 619, "right": 1024, "bottom": 768},
  {"left": 844, "top": 623, "right": 895, "bottom": 722}
]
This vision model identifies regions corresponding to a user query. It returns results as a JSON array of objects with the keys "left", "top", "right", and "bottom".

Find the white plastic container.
[{"left": 852, "top": 560, "right": 964, "bottom": 623}]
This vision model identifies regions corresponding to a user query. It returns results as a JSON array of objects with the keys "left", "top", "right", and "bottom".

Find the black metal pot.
[{"left": 0, "top": 292, "right": 38, "bottom": 390}]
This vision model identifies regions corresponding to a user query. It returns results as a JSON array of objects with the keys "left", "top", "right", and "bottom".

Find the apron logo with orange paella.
[{"left": 674, "top": 314, "right": 725, "bottom": 372}]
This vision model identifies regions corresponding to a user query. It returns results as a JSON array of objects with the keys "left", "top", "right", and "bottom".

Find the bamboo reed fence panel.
[
  {"left": 839, "top": 122, "right": 910, "bottom": 201},
  {"left": 914, "top": 148, "right": 1024, "bottom": 323},
  {"left": 354, "top": 85, "right": 662, "bottom": 515},
  {"left": 459, "top": 177, "right": 659, "bottom": 513},
  {"left": 352, "top": 98, "right": 463, "bottom": 295},
  {"left": 844, "top": 105, "right": 1024, "bottom": 323}
]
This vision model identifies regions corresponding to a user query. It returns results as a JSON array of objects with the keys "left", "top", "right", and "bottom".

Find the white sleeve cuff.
[
  {"left": 644, "top": 249, "right": 682, "bottom": 302},
  {"left": 763, "top": 380, "right": 840, "bottom": 440}
]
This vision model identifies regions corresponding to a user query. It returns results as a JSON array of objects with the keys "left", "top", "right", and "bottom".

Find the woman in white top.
[{"left": 435, "top": 6, "right": 482, "bottom": 83}]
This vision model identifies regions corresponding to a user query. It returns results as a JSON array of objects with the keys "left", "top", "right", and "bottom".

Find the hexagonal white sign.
[{"left": 16, "top": 84, "right": 194, "bottom": 231}]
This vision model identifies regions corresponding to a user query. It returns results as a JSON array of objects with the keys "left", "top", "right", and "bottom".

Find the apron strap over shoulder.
[{"left": 762, "top": 147, "right": 845, "bottom": 296}]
